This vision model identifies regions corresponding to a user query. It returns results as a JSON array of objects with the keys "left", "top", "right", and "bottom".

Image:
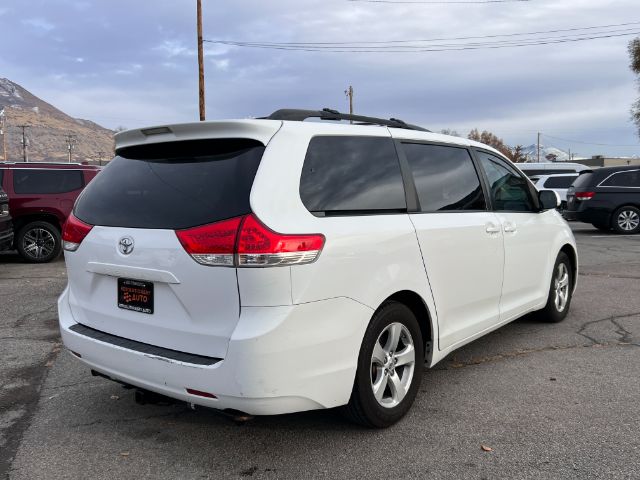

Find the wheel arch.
[
  {"left": 13, "top": 213, "right": 62, "bottom": 233},
  {"left": 559, "top": 243, "right": 578, "bottom": 293},
  {"left": 380, "top": 290, "right": 434, "bottom": 364}
]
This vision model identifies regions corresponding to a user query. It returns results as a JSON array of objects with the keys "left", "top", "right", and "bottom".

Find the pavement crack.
[
  {"left": 578, "top": 272, "right": 640, "bottom": 280},
  {"left": 576, "top": 311, "right": 640, "bottom": 346},
  {"left": 12, "top": 304, "right": 57, "bottom": 328}
]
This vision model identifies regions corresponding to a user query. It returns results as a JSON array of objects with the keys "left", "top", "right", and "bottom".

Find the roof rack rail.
[{"left": 264, "top": 108, "right": 430, "bottom": 132}]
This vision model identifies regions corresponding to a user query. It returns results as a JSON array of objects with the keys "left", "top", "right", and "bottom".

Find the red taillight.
[
  {"left": 62, "top": 213, "right": 93, "bottom": 252},
  {"left": 237, "top": 214, "right": 325, "bottom": 267},
  {"left": 575, "top": 191, "right": 595, "bottom": 201},
  {"left": 186, "top": 388, "right": 217, "bottom": 399},
  {"left": 175, "top": 216, "right": 242, "bottom": 266},
  {"left": 175, "top": 214, "right": 325, "bottom": 267}
]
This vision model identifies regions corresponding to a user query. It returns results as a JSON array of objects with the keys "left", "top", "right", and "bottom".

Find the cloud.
[
  {"left": 22, "top": 17, "right": 55, "bottom": 32},
  {"left": 154, "top": 40, "right": 194, "bottom": 58},
  {"left": 1, "top": 0, "right": 638, "bottom": 156}
]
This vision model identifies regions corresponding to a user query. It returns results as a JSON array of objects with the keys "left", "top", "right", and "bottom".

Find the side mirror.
[{"left": 539, "top": 190, "right": 561, "bottom": 210}]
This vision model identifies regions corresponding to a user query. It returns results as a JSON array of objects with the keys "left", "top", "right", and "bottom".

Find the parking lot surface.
[{"left": 1, "top": 224, "right": 639, "bottom": 479}]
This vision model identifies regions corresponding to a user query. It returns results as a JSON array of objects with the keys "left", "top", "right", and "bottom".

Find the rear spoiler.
[{"left": 114, "top": 120, "right": 282, "bottom": 153}]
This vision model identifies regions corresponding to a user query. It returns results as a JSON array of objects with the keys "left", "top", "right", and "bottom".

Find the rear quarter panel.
[{"left": 247, "top": 122, "right": 439, "bottom": 340}]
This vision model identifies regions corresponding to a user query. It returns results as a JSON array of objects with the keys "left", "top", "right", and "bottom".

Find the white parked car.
[
  {"left": 531, "top": 173, "right": 580, "bottom": 209},
  {"left": 58, "top": 109, "right": 578, "bottom": 427},
  {"left": 518, "top": 162, "right": 589, "bottom": 178}
]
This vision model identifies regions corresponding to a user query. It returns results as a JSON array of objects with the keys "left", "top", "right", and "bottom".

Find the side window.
[
  {"left": 543, "top": 175, "right": 578, "bottom": 189},
  {"left": 477, "top": 152, "right": 535, "bottom": 212},
  {"left": 300, "top": 136, "right": 406, "bottom": 214},
  {"left": 600, "top": 171, "right": 640, "bottom": 187},
  {"left": 522, "top": 169, "right": 546, "bottom": 177},
  {"left": 0, "top": 169, "right": 4, "bottom": 186},
  {"left": 13, "top": 170, "right": 84, "bottom": 194},
  {"left": 402, "top": 143, "right": 486, "bottom": 212}
]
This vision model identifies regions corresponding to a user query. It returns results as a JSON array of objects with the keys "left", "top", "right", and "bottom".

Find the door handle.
[
  {"left": 485, "top": 223, "right": 501, "bottom": 234},
  {"left": 503, "top": 222, "right": 517, "bottom": 233}
]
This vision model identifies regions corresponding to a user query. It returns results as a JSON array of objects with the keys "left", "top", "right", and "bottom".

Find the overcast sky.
[{"left": 1, "top": 0, "right": 639, "bottom": 157}]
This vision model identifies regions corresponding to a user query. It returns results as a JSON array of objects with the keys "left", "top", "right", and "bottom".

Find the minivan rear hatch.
[{"left": 66, "top": 130, "right": 276, "bottom": 359}]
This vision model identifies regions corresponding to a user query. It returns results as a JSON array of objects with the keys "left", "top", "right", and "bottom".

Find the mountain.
[
  {"left": 0, "top": 78, "right": 114, "bottom": 162},
  {"left": 520, "top": 144, "right": 574, "bottom": 163}
]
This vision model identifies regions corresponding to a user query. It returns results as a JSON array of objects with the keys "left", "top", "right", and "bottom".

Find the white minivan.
[{"left": 59, "top": 109, "right": 577, "bottom": 427}]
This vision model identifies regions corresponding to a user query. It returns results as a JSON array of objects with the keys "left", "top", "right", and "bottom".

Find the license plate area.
[{"left": 118, "top": 278, "right": 154, "bottom": 314}]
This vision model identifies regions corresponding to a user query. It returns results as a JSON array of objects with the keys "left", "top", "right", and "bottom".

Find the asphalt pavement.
[{"left": 1, "top": 224, "right": 639, "bottom": 479}]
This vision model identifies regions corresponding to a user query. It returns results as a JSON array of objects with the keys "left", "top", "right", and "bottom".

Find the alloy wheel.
[
  {"left": 553, "top": 263, "right": 570, "bottom": 312},
  {"left": 22, "top": 227, "right": 56, "bottom": 260},
  {"left": 617, "top": 210, "right": 640, "bottom": 232},
  {"left": 370, "top": 322, "right": 416, "bottom": 408}
]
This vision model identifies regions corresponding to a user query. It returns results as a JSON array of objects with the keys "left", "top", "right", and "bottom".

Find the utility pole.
[
  {"left": 18, "top": 125, "right": 29, "bottom": 162},
  {"left": 65, "top": 134, "right": 77, "bottom": 162},
  {"left": 537, "top": 132, "right": 541, "bottom": 163},
  {"left": 344, "top": 85, "right": 354, "bottom": 115},
  {"left": 96, "top": 150, "right": 105, "bottom": 166},
  {"left": 197, "top": 0, "right": 206, "bottom": 121},
  {"left": 0, "top": 109, "right": 7, "bottom": 161}
]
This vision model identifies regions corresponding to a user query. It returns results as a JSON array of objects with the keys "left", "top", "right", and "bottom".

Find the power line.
[
  {"left": 209, "top": 21, "right": 640, "bottom": 46},
  {"left": 211, "top": 27, "right": 640, "bottom": 50},
  {"left": 205, "top": 30, "right": 640, "bottom": 53}
]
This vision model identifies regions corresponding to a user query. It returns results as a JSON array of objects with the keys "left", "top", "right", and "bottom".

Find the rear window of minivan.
[
  {"left": 74, "top": 139, "right": 264, "bottom": 229},
  {"left": 571, "top": 172, "right": 593, "bottom": 190}
]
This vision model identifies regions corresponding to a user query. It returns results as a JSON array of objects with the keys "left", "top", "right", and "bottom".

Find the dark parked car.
[
  {"left": 0, "top": 162, "right": 101, "bottom": 262},
  {"left": 565, "top": 166, "right": 640, "bottom": 234},
  {"left": 0, "top": 184, "right": 12, "bottom": 251}
]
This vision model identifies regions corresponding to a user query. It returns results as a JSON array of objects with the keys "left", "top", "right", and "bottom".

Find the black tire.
[
  {"left": 591, "top": 222, "right": 610, "bottom": 232},
  {"left": 342, "top": 301, "right": 424, "bottom": 428},
  {"left": 611, "top": 206, "right": 640, "bottom": 234},
  {"left": 16, "top": 221, "right": 62, "bottom": 263},
  {"left": 535, "top": 252, "right": 573, "bottom": 323}
]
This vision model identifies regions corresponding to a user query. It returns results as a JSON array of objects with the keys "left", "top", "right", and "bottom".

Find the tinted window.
[
  {"left": 75, "top": 139, "right": 264, "bottom": 229},
  {"left": 543, "top": 175, "right": 578, "bottom": 189},
  {"left": 402, "top": 143, "right": 486, "bottom": 211},
  {"left": 571, "top": 172, "right": 593, "bottom": 190},
  {"left": 13, "top": 169, "right": 84, "bottom": 194},
  {"left": 300, "top": 136, "right": 406, "bottom": 214},
  {"left": 477, "top": 152, "right": 535, "bottom": 212},
  {"left": 0, "top": 169, "right": 4, "bottom": 186},
  {"left": 600, "top": 170, "right": 640, "bottom": 187},
  {"left": 521, "top": 169, "right": 546, "bottom": 177}
]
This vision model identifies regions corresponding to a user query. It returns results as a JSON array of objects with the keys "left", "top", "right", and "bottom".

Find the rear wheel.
[
  {"left": 536, "top": 252, "right": 573, "bottom": 323},
  {"left": 612, "top": 206, "right": 640, "bottom": 234},
  {"left": 16, "top": 221, "right": 62, "bottom": 263},
  {"left": 342, "top": 301, "right": 424, "bottom": 428}
]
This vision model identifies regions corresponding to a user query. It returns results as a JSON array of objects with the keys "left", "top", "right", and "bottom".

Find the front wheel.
[
  {"left": 342, "top": 301, "right": 424, "bottom": 428},
  {"left": 536, "top": 252, "right": 573, "bottom": 323},
  {"left": 16, "top": 221, "right": 62, "bottom": 263},
  {"left": 612, "top": 206, "right": 640, "bottom": 234}
]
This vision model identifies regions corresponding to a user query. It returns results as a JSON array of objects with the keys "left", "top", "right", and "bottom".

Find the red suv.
[{"left": 0, "top": 163, "right": 100, "bottom": 262}]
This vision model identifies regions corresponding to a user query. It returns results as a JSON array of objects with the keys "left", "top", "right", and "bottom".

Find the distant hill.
[
  {"left": 0, "top": 78, "right": 114, "bottom": 162},
  {"left": 520, "top": 143, "right": 586, "bottom": 163}
]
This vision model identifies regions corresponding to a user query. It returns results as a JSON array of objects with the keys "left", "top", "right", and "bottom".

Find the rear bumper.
[
  {"left": 58, "top": 287, "right": 372, "bottom": 415},
  {"left": 563, "top": 207, "right": 610, "bottom": 226}
]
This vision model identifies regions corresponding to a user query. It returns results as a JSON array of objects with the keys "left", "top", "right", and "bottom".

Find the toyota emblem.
[{"left": 118, "top": 236, "right": 134, "bottom": 255}]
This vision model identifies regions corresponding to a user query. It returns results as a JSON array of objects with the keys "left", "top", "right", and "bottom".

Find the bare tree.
[
  {"left": 440, "top": 128, "right": 461, "bottom": 137},
  {"left": 468, "top": 129, "right": 514, "bottom": 160}
]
